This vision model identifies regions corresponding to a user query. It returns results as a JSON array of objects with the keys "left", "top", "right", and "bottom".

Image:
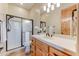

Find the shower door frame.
[{"left": 6, "top": 14, "right": 33, "bottom": 51}]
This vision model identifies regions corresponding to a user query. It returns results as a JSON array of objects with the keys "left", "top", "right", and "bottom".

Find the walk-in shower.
[{"left": 6, "top": 15, "right": 33, "bottom": 51}]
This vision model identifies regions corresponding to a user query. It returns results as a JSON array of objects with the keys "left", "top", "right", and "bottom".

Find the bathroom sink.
[
  {"left": 32, "top": 34, "right": 77, "bottom": 52},
  {"left": 40, "top": 34, "right": 76, "bottom": 49}
]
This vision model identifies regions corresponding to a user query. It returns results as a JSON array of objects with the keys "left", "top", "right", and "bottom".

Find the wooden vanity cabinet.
[
  {"left": 31, "top": 38, "right": 48, "bottom": 56},
  {"left": 31, "top": 37, "right": 72, "bottom": 56}
]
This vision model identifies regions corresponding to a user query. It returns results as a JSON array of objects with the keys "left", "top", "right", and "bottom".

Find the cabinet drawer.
[
  {"left": 49, "top": 47, "right": 69, "bottom": 56},
  {"left": 36, "top": 40, "right": 48, "bottom": 52}
]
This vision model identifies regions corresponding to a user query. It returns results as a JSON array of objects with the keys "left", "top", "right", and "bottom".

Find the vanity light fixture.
[
  {"left": 51, "top": 4, "right": 54, "bottom": 10},
  {"left": 43, "top": 5, "right": 47, "bottom": 11},
  {"left": 47, "top": 7, "right": 50, "bottom": 13},
  {"left": 43, "top": 3, "right": 60, "bottom": 13}
]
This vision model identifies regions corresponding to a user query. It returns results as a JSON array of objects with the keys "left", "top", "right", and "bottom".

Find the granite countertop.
[{"left": 32, "top": 34, "right": 77, "bottom": 55}]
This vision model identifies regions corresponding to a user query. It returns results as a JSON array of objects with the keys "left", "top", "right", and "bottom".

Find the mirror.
[
  {"left": 61, "top": 4, "right": 77, "bottom": 37},
  {"left": 0, "top": 20, "right": 2, "bottom": 43}
]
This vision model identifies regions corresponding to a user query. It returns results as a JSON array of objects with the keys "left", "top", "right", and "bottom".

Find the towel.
[{"left": 24, "top": 32, "right": 30, "bottom": 53}]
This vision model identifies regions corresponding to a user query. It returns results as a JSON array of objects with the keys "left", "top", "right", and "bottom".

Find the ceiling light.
[
  {"left": 43, "top": 6, "right": 46, "bottom": 11},
  {"left": 47, "top": 8, "right": 50, "bottom": 13},
  {"left": 56, "top": 3, "right": 60, "bottom": 7},
  {"left": 51, "top": 4, "right": 54, "bottom": 10}
]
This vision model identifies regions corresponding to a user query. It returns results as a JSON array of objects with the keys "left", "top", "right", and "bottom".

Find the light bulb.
[
  {"left": 20, "top": 3, "right": 23, "bottom": 5},
  {"left": 43, "top": 6, "right": 46, "bottom": 11},
  {"left": 56, "top": 3, "right": 60, "bottom": 7},
  {"left": 48, "top": 3, "right": 51, "bottom": 8},
  {"left": 47, "top": 8, "right": 50, "bottom": 13},
  {"left": 51, "top": 5, "right": 54, "bottom": 10}
]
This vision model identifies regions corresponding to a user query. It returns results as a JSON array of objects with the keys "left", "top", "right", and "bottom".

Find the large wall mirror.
[
  {"left": 0, "top": 20, "right": 2, "bottom": 43},
  {"left": 61, "top": 4, "right": 77, "bottom": 37}
]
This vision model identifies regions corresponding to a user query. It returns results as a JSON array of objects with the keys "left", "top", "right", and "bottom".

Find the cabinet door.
[
  {"left": 35, "top": 40, "right": 48, "bottom": 56},
  {"left": 36, "top": 48, "right": 48, "bottom": 56},
  {"left": 36, "top": 48, "right": 43, "bottom": 56},
  {"left": 49, "top": 46, "right": 55, "bottom": 56},
  {"left": 31, "top": 45, "right": 35, "bottom": 56},
  {"left": 36, "top": 40, "right": 48, "bottom": 53}
]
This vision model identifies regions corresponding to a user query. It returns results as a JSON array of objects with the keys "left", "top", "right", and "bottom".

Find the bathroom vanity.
[{"left": 31, "top": 34, "right": 77, "bottom": 56}]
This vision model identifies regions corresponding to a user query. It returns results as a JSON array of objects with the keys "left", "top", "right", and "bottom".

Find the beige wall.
[
  {"left": 29, "top": 5, "right": 41, "bottom": 34},
  {"left": 47, "top": 8, "right": 61, "bottom": 34},
  {"left": 0, "top": 3, "right": 8, "bottom": 54}
]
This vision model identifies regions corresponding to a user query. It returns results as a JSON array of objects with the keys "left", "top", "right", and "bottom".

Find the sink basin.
[
  {"left": 39, "top": 34, "right": 76, "bottom": 47},
  {"left": 32, "top": 34, "right": 77, "bottom": 53}
]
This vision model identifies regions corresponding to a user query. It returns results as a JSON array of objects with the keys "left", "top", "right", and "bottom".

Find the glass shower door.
[
  {"left": 7, "top": 17, "right": 21, "bottom": 50},
  {"left": 22, "top": 19, "right": 32, "bottom": 46},
  {"left": 22, "top": 19, "right": 32, "bottom": 52}
]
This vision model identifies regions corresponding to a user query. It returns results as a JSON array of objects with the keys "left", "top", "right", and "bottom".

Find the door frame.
[{"left": 6, "top": 14, "right": 33, "bottom": 51}]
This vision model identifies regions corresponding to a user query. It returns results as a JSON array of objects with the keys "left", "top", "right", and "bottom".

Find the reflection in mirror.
[
  {"left": 61, "top": 4, "right": 77, "bottom": 38},
  {"left": 72, "top": 9, "right": 77, "bottom": 36}
]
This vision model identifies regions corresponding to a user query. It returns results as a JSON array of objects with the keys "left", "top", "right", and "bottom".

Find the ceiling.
[
  {"left": 9, "top": 3, "right": 75, "bottom": 15},
  {"left": 10, "top": 3, "right": 46, "bottom": 14},
  {"left": 10, "top": 3, "right": 35, "bottom": 10}
]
